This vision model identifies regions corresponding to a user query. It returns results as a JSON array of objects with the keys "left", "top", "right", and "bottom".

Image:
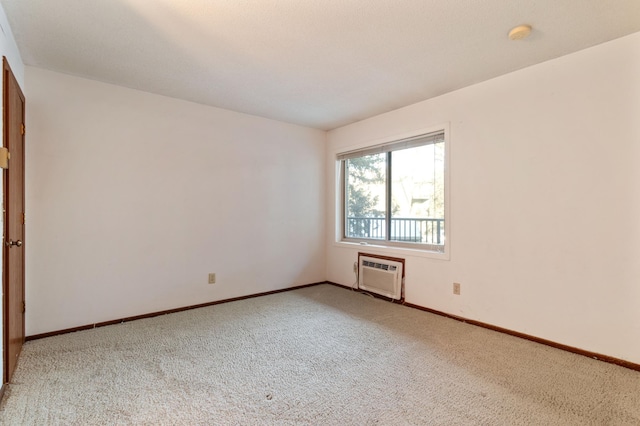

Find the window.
[{"left": 338, "top": 130, "right": 446, "bottom": 252}]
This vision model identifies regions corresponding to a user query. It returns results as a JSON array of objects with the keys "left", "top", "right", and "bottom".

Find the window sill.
[{"left": 333, "top": 240, "right": 450, "bottom": 260}]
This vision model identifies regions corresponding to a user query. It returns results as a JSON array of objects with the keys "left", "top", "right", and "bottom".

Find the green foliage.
[
  {"left": 346, "top": 154, "right": 385, "bottom": 238},
  {"left": 346, "top": 154, "right": 385, "bottom": 218},
  {"left": 344, "top": 143, "right": 445, "bottom": 243}
]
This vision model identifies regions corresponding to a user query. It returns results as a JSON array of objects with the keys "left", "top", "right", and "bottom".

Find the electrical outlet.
[
  {"left": 453, "top": 282, "right": 461, "bottom": 295},
  {"left": 353, "top": 262, "right": 358, "bottom": 273},
  {"left": 208, "top": 273, "right": 216, "bottom": 284}
]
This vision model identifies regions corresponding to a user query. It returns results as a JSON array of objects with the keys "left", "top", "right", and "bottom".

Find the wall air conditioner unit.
[{"left": 358, "top": 256, "right": 403, "bottom": 300}]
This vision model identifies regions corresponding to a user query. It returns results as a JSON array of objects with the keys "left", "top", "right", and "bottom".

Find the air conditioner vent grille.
[
  {"left": 359, "top": 256, "right": 403, "bottom": 300},
  {"left": 362, "top": 260, "right": 397, "bottom": 272}
]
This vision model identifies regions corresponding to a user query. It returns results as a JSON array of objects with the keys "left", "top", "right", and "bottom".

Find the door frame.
[{"left": 2, "top": 56, "right": 26, "bottom": 384}]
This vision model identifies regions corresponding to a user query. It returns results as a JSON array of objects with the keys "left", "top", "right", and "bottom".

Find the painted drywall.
[
  {"left": 0, "top": 2, "right": 24, "bottom": 381},
  {"left": 0, "top": 5, "right": 24, "bottom": 89},
  {"left": 326, "top": 32, "right": 640, "bottom": 364},
  {"left": 25, "top": 67, "right": 326, "bottom": 335}
]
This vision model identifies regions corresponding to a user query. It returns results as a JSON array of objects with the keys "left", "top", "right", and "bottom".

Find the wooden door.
[{"left": 3, "top": 57, "right": 25, "bottom": 383}]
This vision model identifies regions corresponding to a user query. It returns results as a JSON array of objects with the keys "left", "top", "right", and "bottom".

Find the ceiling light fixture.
[{"left": 508, "top": 24, "right": 532, "bottom": 41}]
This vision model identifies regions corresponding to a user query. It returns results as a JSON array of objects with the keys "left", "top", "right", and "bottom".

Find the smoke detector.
[{"left": 508, "top": 25, "right": 532, "bottom": 41}]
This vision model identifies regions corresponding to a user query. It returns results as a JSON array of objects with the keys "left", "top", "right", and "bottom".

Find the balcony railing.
[{"left": 347, "top": 217, "right": 444, "bottom": 245}]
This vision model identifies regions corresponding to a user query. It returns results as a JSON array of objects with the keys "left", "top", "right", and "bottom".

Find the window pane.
[
  {"left": 345, "top": 153, "right": 387, "bottom": 240},
  {"left": 390, "top": 142, "right": 445, "bottom": 245}
]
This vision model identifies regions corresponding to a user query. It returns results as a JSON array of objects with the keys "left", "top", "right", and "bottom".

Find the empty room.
[{"left": 0, "top": 0, "right": 639, "bottom": 424}]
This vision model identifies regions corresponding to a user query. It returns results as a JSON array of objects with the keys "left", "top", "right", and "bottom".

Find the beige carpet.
[{"left": 1, "top": 284, "right": 639, "bottom": 425}]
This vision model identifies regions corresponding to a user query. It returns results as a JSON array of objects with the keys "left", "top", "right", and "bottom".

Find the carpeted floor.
[{"left": 1, "top": 284, "right": 639, "bottom": 425}]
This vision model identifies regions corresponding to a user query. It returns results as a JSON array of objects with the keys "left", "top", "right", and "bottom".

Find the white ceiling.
[{"left": 2, "top": 1, "right": 639, "bottom": 130}]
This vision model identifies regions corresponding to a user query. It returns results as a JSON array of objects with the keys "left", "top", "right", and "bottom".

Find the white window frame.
[{"left": 334, "top": 124, "right": 450, "bottom": 260}]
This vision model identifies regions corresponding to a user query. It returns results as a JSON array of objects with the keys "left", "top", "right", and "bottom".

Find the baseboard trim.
[
  {"left": 26, "top": 282, "right": 326, "bottom": 341},
  {"left": 326, "top": 281, "right": 640, "bottom": 372},
  {"left": 325, "top": 281, "right": 352, "bottom": 290},
  {"left": 404, "top": 302, "right": 640, "bottom": 372},
  {"left": 26, "top": 281, "right": 640, "bottom": 372},
  {"left": 0, "top": 383, "right": 5, "bottom": 404}
]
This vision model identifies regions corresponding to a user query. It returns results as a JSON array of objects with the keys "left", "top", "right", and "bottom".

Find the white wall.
[
  {"left": 15, "top": 15, "right": 640, "bottom": 365},
  {"left": 25, "top": 67, "right": 326, "bottom": 336},
  {"left": 0, "top": 3, "right": 24, "bottom": 381},
  {"left": 0, "top": 7, "right": 24, "bottom": 89},
  {"left": 326, "top": 32, "right": 640, "bottom": 364}
]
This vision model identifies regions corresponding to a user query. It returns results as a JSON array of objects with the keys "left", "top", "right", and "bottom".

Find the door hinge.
[
  {"left": 20, "top": 123, "right": 25, "bottom": 135},
  {"left": 22, "top": 301, "right": 25, "bottom": 313}
]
